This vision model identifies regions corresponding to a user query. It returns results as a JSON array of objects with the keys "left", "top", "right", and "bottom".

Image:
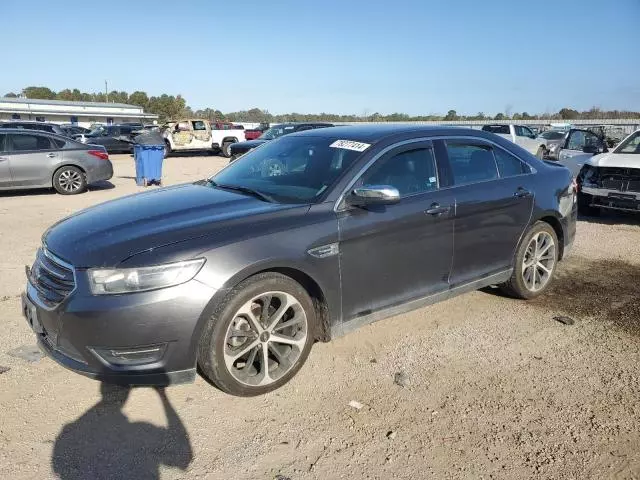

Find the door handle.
[
  {"left": 425, "top": 203, "right": 451, "bottom": 216},
  {"left": 47, "top": 153, "right": 57, "bottom": 158},
  {"left": 513, "top": 187, "right": 532, "bottom": 198}
]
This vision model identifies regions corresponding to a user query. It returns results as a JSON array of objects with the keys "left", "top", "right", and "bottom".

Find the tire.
[
  {"left": 53, "top": 166, "right": 87, "bottom": 195},
  {"left": 500, "top": 221, "right": 559, "bottom": 299},
  {"left": 198, "top": 272, "right": 316, "bottom": 396},
  {"left": 164, "top": 141, "right": 171, "bottom": 158},
  {"left": 536, "top": 146, "right": 546, "bottom": 159},
  {"left": 577, "top": 192, "right": 601, "bottom": 217},
  {"left": 221, "top": 141, "right": 234, "bottom": 158}
]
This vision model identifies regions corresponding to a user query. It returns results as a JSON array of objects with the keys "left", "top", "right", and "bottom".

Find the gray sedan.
[{"left": 0, "top": 129, "right": 113, "bottom": 194}]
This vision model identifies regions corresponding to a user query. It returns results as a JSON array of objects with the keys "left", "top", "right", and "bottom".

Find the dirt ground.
[{"left": 1, "top": 154, "right": 639, "bottom": 480}]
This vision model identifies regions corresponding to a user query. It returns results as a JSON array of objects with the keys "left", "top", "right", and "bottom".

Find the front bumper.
[
  {"left": 582, "top": 186, "right": 640, "bottom": 212},
  {"left": 22, "top": 275, "right": 218, "bottom": 386}
]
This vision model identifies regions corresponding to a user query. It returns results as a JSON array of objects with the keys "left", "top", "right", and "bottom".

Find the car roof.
[
  {"left": 0, "top": 128, "right": 82, "bottom": 141},
  {"left": 273, "top": 122, "right": 334, "bottom": 127},
  {"left": 287, "top": 124, "right": 486, "bottom": 142}
]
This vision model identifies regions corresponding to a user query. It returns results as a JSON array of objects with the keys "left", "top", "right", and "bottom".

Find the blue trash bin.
[{"left": 133, "top": 144, "right": 165, "bottom": 186}]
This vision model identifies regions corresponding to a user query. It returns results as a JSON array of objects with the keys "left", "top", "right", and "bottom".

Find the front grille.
[
  {"left": 29, "top": 248, "right": 75, "bottom": 307},
  {"left": 602, "top": 177, "right": 624, "bottom": 190},
  {"left": 628, "top": 180, "right": 640, "bottom": 193}
]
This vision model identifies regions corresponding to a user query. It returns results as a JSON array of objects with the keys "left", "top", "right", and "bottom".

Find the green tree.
[
  {"left": 128, "top": 91, "right": 149, "bottom": 109},
  {"left": 444, "top": 109, "right": 458, "bottom": 121},
  {"left": 4, "top": 92, "right": 18, "bottom": 98},
  {"left": 23, "top": 86, "right": 57, "bottom": 99},
  {"left": 558, "top": 108, "right": 579, "bottom": 120},
  {"left": 494, "top": 113, "right": 506, "bottom": 120}
]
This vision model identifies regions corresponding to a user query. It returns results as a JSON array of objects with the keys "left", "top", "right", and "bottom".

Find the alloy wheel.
[
  {"left": 223, "top": 291, "right": 308, "bottom": 387},
  {"left": 521, "top": 231, "right": 556, "bottom": 292},
  {"left": 58, "top": 170, "right": 83, "bottom": 192}
]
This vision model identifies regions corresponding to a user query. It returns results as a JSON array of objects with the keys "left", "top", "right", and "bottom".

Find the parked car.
[
  {"left": 59, "top": 125, "right": 91, "bottom": 137},
  {"left": 244, "top": 123, "right": 270, "bottom": 141},
  {"left": 0, "top": 121, "right": 68, "bottom": 137},
  {"left": 537, "top": 130, "right": 568, "bottom": 160},
  {"left": 229, "top": 122, "right": 334, "bottom": 161},
  {"left": 481, "top": 124, "right": 556, "bottom": 159},
  {"left": 574, "top": 129, "right": 640, "bottom": 216},
  {"left": 556, "top": 129, "right": 608, "bottom": 176},
  {"left": 163, "top": 119, "right": 245, "bottom": 158},
  {"left": 21, "top": 125, "right": 576, "bottom": 396},
  {"left": 75, "top": 124, "right": 138, "bottom": 154},
  {"left": 0, "top": 129, "right": 112, "bottom": 194}
]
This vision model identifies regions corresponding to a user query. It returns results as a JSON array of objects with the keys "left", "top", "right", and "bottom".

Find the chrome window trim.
[{"left": 335, "top": 135, "right": 536, "bottom": 212}]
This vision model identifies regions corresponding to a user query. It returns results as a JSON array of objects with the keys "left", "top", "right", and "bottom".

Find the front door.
[
  {"left": 6, "top": 133, "right": 60, "bottom": 187},
  {"left": 338, "top": 142, "right": 455, "bottom": 321},
  {"left": 438, "top": 140, "right": 534, "bottom": 286},
  {"left": 558, "top": 129, "right": 602, "bottom": 163}
]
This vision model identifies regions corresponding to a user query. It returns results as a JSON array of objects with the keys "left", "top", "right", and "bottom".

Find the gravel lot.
[{"left": 0, "top": 154, "right": 639, "bottom": 480}]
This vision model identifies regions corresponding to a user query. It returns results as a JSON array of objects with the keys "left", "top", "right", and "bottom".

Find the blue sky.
[{"left": 3, "top": 0, "right": 639, "bottom": 115}]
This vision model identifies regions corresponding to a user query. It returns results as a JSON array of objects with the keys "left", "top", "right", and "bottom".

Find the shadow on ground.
[
  {"left": 578, "top": 211, "right": 640, "bottom": 226},
  {"left": 485, "top": 258, "right": 640, "bottom": 336},
  {"left": 52, "top": 383, "right": 193, "bottom": 480},
  {"left": 88, "top": 181, "right": 115, "bottom": 191}
]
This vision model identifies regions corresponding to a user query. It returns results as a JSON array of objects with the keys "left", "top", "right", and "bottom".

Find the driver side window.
[{"left": 360, "top": 148, "right": 438, "bottom": 196}]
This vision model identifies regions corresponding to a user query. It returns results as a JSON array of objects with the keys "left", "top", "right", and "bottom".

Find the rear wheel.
[
  {"left": 53, "top": 166, "right": 87, "bottom": 195},
  {"left": 536, "top": 146, "right": 547, "bottom": 159},
  {"left": 164, "top": 141, "right": 171, "bottom": 158},
  {"left": 198, "top": 272, "right": 315, "bottom": 396},
  {"left": 500, "top": 221, "right": 558, "bottom": 299}
]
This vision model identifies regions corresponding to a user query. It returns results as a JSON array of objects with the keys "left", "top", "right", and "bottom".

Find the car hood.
[
  {"left": 43, "top": 183, "right": 299, "bottom": 267},
  {"left": 587, "top": 153, "right": 640, "bottom": 169}
]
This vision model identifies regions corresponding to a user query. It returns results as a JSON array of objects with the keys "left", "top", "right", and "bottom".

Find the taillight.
[{"left": 88, "top": 150, "right": 109, "bottom": 160}]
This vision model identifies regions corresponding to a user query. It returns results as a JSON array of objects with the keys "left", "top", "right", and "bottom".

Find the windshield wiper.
[{"left": 210, "top": 181, "right": 275, "bottom": 203}]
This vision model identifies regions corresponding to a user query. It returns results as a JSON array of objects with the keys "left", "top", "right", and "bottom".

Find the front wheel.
[
  {"left": 536, "top": 146, "right": 547, "bottom": 159},
  {"left": 500, "top": 221, "right": 558, "bottom": 299},
  {"left": 221, "top": 141, "right": 234, "bottom": 158},
  {"left": 197, "top": 272, "right": 315, "bottom": 396},
  {"left": 53, "top": 166, "right": 87, "bottom": 195}
]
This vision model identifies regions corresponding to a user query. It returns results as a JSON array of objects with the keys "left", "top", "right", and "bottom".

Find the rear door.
[
  {"left": 437, "top": 139, "right": 534, "bottom": 286},
  {"left": 0, "top": 133, "right": 12, "bottom": 186},
  {"left": 5, "top": 132, "right": 61, "bottom": 186}
]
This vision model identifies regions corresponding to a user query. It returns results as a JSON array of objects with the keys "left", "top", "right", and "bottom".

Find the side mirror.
[
  {"left": 582, "top": 145, "right": 599, "bottom": 154},
  {"left": 347, "top": 185, "right": 400, "bottom": 207}
]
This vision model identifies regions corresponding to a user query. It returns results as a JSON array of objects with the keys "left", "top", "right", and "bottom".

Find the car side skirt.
[{"left": 331, "top": 269, "right": 513, "bottom": 338}]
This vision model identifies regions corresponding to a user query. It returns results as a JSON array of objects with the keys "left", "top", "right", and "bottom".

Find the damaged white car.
[{"left": 576, "top": 129, "right": 640, "bottom": 216}]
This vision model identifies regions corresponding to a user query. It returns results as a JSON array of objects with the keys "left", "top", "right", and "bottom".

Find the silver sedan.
[{"left": 0, "top": 129, "right": 113, "bottom": 194}]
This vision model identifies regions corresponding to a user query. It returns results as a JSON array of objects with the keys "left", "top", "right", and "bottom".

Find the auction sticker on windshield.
[{"left": 330, "top": 140, "right": 371, "bottom": 152}]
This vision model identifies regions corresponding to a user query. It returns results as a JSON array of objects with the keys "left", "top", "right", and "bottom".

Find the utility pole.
[{"left": 105, "top": 80, "right": 108, "bottom": 102}]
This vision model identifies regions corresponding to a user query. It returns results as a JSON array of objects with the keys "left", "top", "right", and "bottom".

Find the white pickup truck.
[
  {"left": 481, "top": 124, "right": 555, "bottom": 159},
  {"left": 162, "top": 119, "right": 246, "bottom": 157}
]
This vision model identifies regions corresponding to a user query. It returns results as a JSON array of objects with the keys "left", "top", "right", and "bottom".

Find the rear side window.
[
  {"left": 192, "top": 121, "right": 207, "bottom": 131},
  {"left": 52, "top": 138, "right": 66, "bottom": 148},
  {"left": 446, "top": 144, "right": 498, "bottom": 185},
  {"left": 494, "top": 148, "right": 531, "bottom": 177},
  {"left": 7, "top": 134, "right": 54, "bottom": 152}
]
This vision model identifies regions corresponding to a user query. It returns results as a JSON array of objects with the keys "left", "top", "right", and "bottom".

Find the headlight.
[{"left": 88, "top": 259, "right": 205, "bottom": 295}]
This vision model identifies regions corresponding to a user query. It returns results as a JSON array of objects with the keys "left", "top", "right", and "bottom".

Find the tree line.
[{"left": 4, "top": 87, "right": 640, "bottom": 123}]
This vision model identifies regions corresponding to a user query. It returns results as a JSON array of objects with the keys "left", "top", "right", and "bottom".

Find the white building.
[{"left": 0, "top": 97, "right": 158, "bottom": 127}]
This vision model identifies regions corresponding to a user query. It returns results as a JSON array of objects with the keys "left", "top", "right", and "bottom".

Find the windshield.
[
  {"left": 539, "top": 131, "right": 566, "bottom": 140},
  {"left": 210, "top": 136, "right": 365, "bottom": 203},
  {"left": 613, "top": 131, "right": 640, "bottom": 154},
  {"left": 88, "top": 126, "right": 106, "bottom": 136},
  {"left": 259, "top": 125, "right": 296, "bottom": 140}
]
